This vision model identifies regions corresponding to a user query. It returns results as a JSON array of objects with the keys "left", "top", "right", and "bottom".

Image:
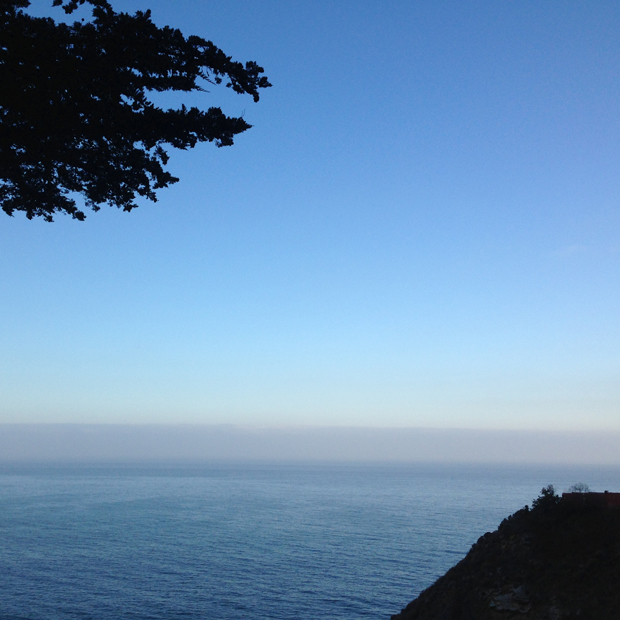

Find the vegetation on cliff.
[{"left": 391, "top": 486, "right": 620, "bottom": 620}]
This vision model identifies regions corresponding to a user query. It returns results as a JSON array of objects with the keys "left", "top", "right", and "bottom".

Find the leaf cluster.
[
  {"left": 0, "top": 0, "right": 270, "bottom": 220},
  {"left": 531, "top": 484, "right": 561, "bottom": 512},
  {"left": 567, "top": 482, "right": 590, "bottom": 493}
]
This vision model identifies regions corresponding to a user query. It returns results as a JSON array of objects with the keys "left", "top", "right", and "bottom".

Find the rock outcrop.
[{"left": 391, "top": 491, "right": 620, "bottom": 620}]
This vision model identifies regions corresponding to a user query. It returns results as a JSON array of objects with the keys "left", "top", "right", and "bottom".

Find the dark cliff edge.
[{"left": 391, "top": 489, "right": 620, "bottom": 620}]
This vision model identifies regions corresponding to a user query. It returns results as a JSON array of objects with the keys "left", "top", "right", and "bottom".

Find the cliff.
[{"left": 391, "top": 490, "right": 620, "bottom": 620}]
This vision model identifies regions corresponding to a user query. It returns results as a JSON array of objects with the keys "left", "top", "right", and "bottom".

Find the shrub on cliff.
[
  {"left": 531, "top": 484, "right": 561, "bottom": 512},
  {"left": 567, "top": 482, "right": 590, "bottom": 493}
]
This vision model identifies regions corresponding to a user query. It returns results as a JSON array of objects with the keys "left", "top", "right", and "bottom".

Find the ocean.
[{"left": 1, "top": 462, "right": 619, "bottom": 620}]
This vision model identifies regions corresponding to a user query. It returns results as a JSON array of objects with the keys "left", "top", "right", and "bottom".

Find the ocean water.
[{"left": 1, "top": 462, "right": 619, "bottom": 620}]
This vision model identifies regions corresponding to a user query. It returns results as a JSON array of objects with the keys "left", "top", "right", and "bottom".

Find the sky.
[{"left": 1, "top": 0, "right": 620, "bottom": 431}]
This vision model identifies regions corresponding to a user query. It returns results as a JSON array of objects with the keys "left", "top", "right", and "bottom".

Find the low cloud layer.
[{"left": 1, "top": 425, "right": 619, "bottom": 464}]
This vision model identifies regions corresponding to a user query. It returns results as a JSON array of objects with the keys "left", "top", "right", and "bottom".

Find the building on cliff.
[{"left": 561, "top": 491, "right": 620, "bottom": 509}]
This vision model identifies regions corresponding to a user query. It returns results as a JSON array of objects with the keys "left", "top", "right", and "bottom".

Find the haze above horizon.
[{"left": 1, "top": 0, "right": 619, "bottom": 431}]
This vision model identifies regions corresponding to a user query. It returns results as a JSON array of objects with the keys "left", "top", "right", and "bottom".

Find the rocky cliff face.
[{"left": 391, "top": 492, "right": 620, "bottom": 620}]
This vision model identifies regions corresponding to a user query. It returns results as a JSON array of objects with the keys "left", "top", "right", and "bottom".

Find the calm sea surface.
[{"left": 1, "top": 462, "right": 619, "bottom": 620}]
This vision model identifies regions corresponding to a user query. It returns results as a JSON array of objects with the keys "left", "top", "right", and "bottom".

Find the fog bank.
[{"left": 1, "top": 424, "right": 619, "bottom": 464}]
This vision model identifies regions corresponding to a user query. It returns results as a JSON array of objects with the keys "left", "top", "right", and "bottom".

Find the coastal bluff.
[{"left": 391, "top": 490, "right": 620, "bottom": 620}]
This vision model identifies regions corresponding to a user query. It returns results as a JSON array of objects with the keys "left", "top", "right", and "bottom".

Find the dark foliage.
[
  {"left": 0, "top": 0, "right": 271, "bottom": 221},
  {"left": 392, "top": 492, "right": 620, "bottom": 620},
  {"left": 531, "top": 484, "right": 561, "bottom": 512},
  {"left": 567, "top": 482, "right": 590, "bottom": 493}
]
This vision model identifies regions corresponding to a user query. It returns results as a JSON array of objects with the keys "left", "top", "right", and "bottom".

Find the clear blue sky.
[{"left": 1, "top": 0, "right": 619, "bottom": 429}]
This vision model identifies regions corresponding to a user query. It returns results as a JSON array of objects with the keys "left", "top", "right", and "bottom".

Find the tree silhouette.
[
  {"left": 0, "top": 0, "right": 271, "bottom": 221},
  {"left": 532, "top": 485, "right": 561, "bottom": 512}
]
